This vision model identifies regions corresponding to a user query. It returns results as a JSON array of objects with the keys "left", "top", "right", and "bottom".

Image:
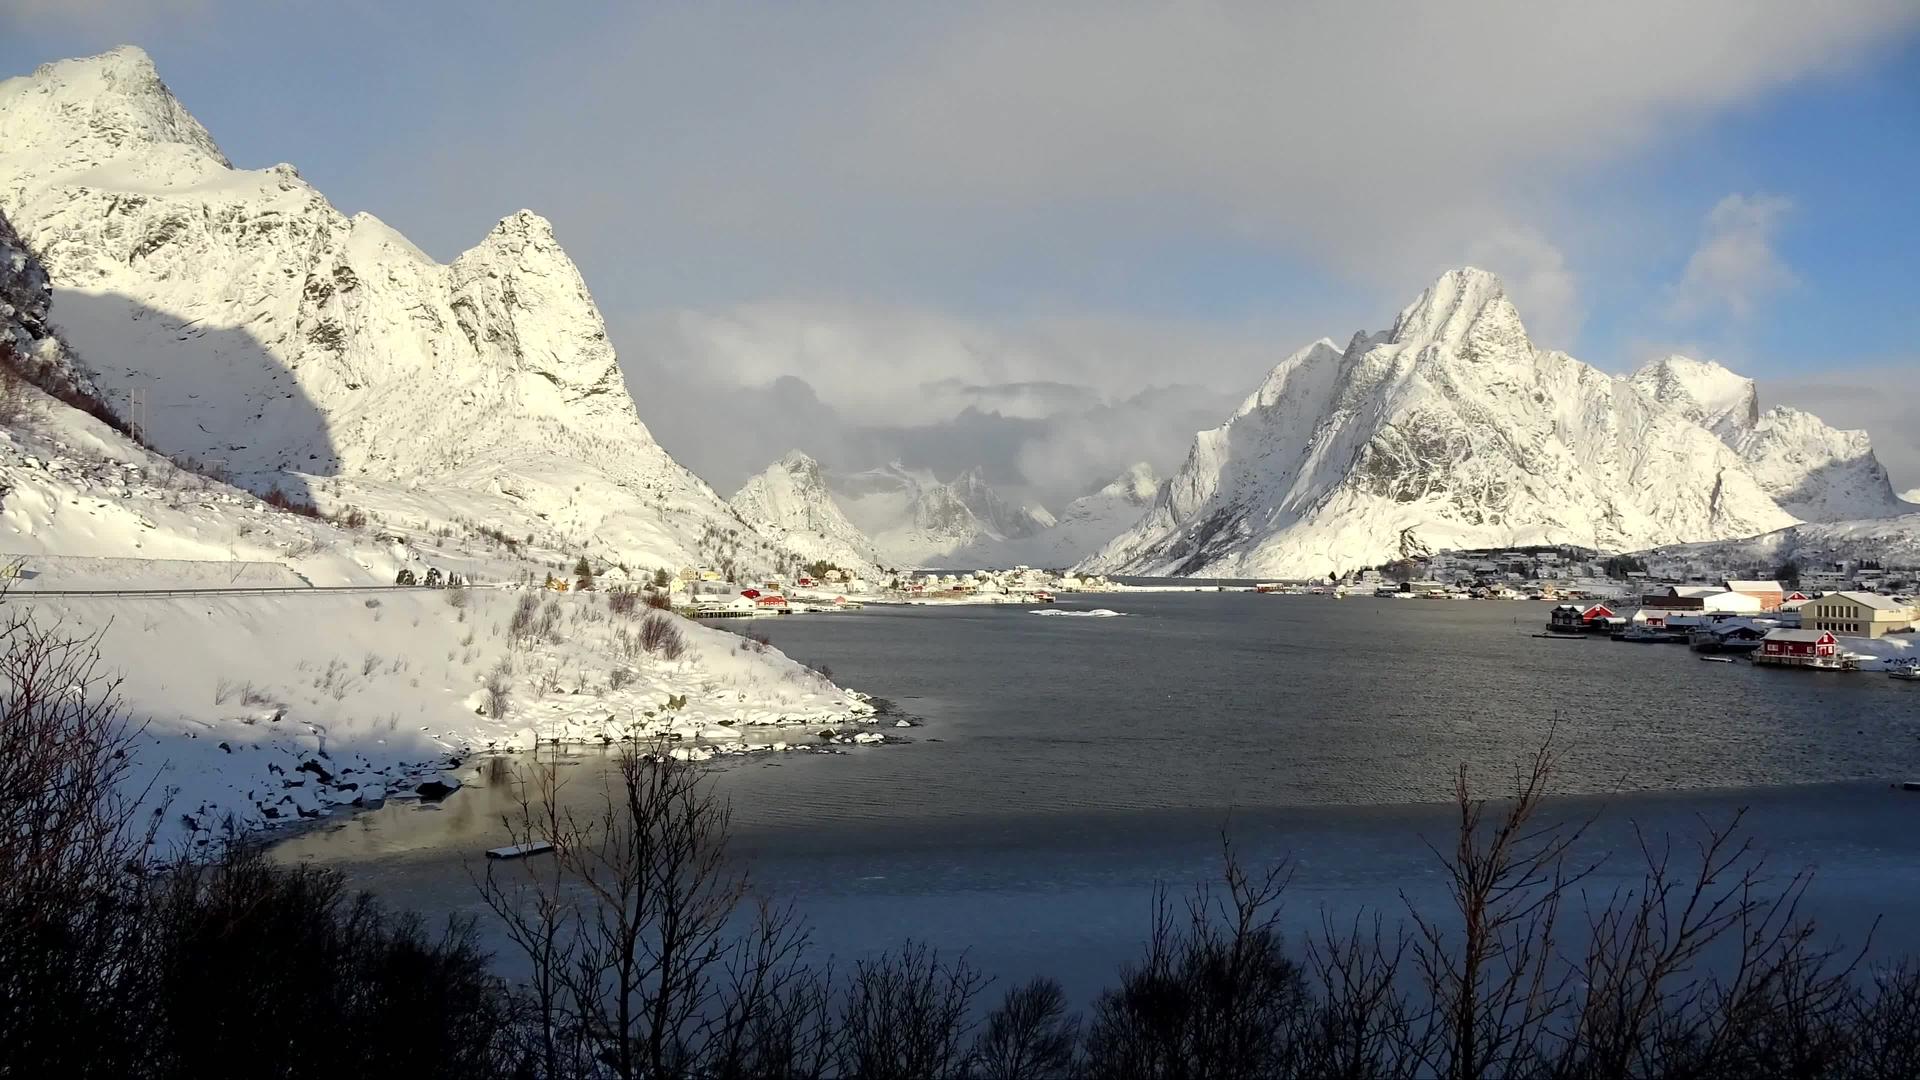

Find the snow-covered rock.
[
  {"left": 827, "top": 461, "right": 1049, "bottom": 568},
  {"left": 958, "top": 462, "right": 1160, "bottom": 568},
  {"left": 728, "top": 450, "right": 885, "bottom": 577},
  {"left": 1081, "top": 268, "right": 1800, "bottom": 580},
  {"left": 0, "top": 46, "right": 798, "bottom": 577},
  {"left": 1631, "top": 356, "right": 1909, "bottom": 522}
]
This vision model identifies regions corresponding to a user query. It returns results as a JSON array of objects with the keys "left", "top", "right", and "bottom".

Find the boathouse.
[{"left": 1755, "top": 628, "right": 1840, "bottom": 669}]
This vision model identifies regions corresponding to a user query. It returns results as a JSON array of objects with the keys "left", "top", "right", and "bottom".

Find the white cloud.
[
  {"left": 340, "top": 0, "right": 1917, "bottom": 311},
  {"left": 1667, "top": 194, "right": 1797, "bottom": 322}
]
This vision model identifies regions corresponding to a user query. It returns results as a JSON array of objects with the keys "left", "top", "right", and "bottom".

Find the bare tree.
[
  {"left": 834, "top": 940, "right": 985, "bottom": 1080},
  {"left": 973, "top": 976, "right": 1079, "bottom": 1080},
  {"left": 479, "top": 742, "right": 827, "bottom": 1080},
  {"left": 1082, "top": 840, "right": 1308, "bottom": 1079},
  {"left": 1401, "top": 739, "right": 1599, "bottom": 1080},
  {"left": 0, "top": 594, "right": 160, "bottom": 1072}
]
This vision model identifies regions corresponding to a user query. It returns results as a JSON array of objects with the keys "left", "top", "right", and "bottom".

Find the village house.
[
  {"left": 1548, "top": 603, "right": 1613, "bottom": 633},
  {"left": 1724, "top": 579, "right": 1785, "bottom": 612},
  {"left": 1801, "top": 592, "right": 1914, "bottom": 639}
]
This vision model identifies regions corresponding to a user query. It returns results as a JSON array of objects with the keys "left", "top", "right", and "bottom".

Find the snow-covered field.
[{"left": 11, "top": 585, "right": 881, "bottom": 851}]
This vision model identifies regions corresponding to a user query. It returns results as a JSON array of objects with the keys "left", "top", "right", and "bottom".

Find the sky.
[{"left": 4, "top": 1, "right": 1919, "bottom": 504}]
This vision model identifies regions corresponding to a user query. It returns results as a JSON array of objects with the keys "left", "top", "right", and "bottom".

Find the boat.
[
  {"left": 485, "top": 840, "right": 556, "bottom": 859},
  {"left": 1891, "top": 663, "right": 1920, "bottom": 682},
  {"left": 1700, "top": 656, "right": 1736, "bottom": 664},
  {"left": 1616, "top": 626, "right": 1679, "bottom": 643}
]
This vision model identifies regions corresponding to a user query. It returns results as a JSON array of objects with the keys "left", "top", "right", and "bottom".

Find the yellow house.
[{"left": 1802, "top": 592, "right": 1912, "bottom": 639}]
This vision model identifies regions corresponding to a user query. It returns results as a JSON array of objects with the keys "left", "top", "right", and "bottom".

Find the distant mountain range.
[
  {"left": 2, "top": 48, "right": 1911, "bottom": 584},
  {"left": 1080, "top": 268, "right": 1909, "bottom": 579}
]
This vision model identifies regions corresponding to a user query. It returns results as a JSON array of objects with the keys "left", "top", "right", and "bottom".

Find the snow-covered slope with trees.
[
  {"left": 1082, "top": 268, "right": 1800, "bottom": 579},
  {"left": 826, "top": 461, "right": 1050, "bottom": 568},
  {"left": 1631, "top": 356, "right": 1910, "bottom": 522},
  {"left": 728, "top": 451, "right": 885, "bottom": 577},
  {"left": 0, "top": 46, "right": 798, "bottom": 577},
  {"left": 957, "top": 462, "right": 1160, "bottom": 568}
]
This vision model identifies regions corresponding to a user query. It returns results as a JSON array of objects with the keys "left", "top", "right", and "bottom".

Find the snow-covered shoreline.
[{"left": 12, "top": 587, "right": 891, "bottom": 851}]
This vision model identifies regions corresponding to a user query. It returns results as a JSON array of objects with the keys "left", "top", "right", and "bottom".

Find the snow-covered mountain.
[
  {"left": 1630, "top": 356, "right": 1910, "bottom": 522},
  {"left": 957, "top": 462, "right": 1160, "bottom": 568},
  {"left": 0, "top": 46, "right": 797, "bottom": 576},
  {"left": 728, "top": 451, "right": 885, "bottom": 577},
  {"left": 826, "top": 461, "right": 1049, "bottom": 568},
  {"left": 1082, "top": 268, "right": 1800, "bottom": 580}
]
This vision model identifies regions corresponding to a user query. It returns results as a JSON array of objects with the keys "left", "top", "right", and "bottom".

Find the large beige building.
[{"left": 1801, "top": 592, "right": 1914, "bottom": 639}]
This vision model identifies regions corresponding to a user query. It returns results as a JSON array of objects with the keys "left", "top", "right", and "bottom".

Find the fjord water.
[{"left": 280, "top": 595, "right": 1920, "bottom": 996}]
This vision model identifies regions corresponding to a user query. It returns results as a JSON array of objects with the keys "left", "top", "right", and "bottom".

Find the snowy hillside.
[
  {"left": 16, "top": 586, "right": 880, "bottom": 849},
  {"left": 1631, "top": 356, "right": 1909, "bottom": 521},
  {"left": 1637, "top": 513, "right": 1920, "bottom": 576},
  {"left": 0, "top": 47, "right": 896, "bottom": 851},
  {"left": 1082, "top": 268, "right": 1800, "bottom": 580},
  {"left": 827, "top": 461, "right": 1049, "bottom": 568},
  {"left": 728, "top": 451, "right": 885, "bottom": 577},
  {"left": 0, "top": 46, "right": 798, "bottom": 577},
  {"left": 957, "top": 462, "right": 1160, "bottom": 568}
]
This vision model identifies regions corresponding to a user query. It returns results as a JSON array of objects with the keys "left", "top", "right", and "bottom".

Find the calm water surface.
[{"left": 279, "top": 594, "right": 1920, "bottom": 996}]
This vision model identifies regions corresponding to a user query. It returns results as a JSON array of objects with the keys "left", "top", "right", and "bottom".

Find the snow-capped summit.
[
  {"left": 729, "top": 451, "right": 886, "bottom": 577},
  {"left": 1386, "top": 266, "right": 1531, "bottom": 362},
  {"left": 0, "top": 47, "right": 801, "bottom": 575},
  {"left": 0, "top": 45, "right": 229, "bottom": 176},
  {"left": 1630, "top": 355, "right": 1907, "bottom": 521},
  {"left": 1082, "top": 268, "right": 1800, "bottom": 579}
]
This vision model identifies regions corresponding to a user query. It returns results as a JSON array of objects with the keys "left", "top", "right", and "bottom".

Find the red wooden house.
[{"left": 1755, "top": 628, "right": 1839, "bottom": 668}]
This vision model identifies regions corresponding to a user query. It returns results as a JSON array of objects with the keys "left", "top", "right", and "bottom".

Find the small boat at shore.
[{"left": 485, "top": 840, "right": 555, "bottom": 859}]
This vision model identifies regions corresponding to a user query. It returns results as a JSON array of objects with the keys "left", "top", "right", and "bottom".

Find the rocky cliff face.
[
  {"left": 1631, "top": 356, "right": 1909, "bottom": 522},
  {"left": 729, "top": 451, "right": 886, "bottom": 577},
  {"left": 0, "top": 46, "right": 794, "bottom": 573},
  {"left": 1082, "top": 268, "right": 1801, "bottom": 579}
]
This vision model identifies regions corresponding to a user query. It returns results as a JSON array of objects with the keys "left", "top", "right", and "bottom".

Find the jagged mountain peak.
[
  {"left": 0, "top": 45, "right": 230, "bottom": 171},
  {"left": 729, "top": 452, "right": 884, "bottom": 575},
  {"left": 777, "top": 448, "right": 823, "bottom": 472},
  {"left": 1387, "top": 266, "right": 1530, "bottom": 359},
  {"left": 1082, "top": 271, "right": 1798, "bottom": 579}
]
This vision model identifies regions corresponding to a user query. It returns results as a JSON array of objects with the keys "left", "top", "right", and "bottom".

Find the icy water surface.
[{"left": 279, "top": 594, "right": 1920, "bottom": 996}]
